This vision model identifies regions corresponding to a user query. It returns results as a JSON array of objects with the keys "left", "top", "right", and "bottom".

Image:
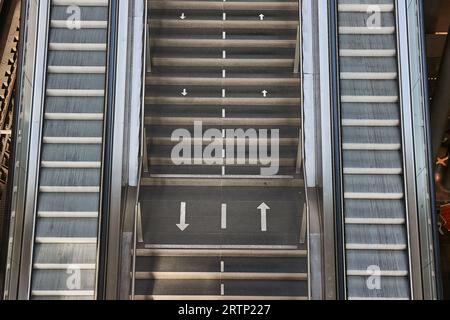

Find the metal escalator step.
[
  {"left": 39, "top": 186, "right": 100, "bottom": 193},
  {"left": 41, "top": 161, "right": 101, "bottom": 168},
  {"left": 46, "top": 89, "right": 105, "bottom": 97},
  {"left": 33, "top": 263, "right": 96, "bottom": 270},
  {"left": 340, "top": 72, "right": 397, "bottom": 80},
  {"left": 340, "top": 95, "right": 398, "bottom": 103},
  {"left": 339, "top": 27, "right": 395, "bottom": 35},
  {"left": 35, "top": 237, "right": 97, "bottom": 244},
  {"left": 346, "top": 270, "right": 408, "bottom": 277},
  {"left": 50, "top": 20, "right": 108, "bottom": 29},
  {"left": 52, "top": 0, "right": 108, "bottom": 6},
  {"left": 344, "top": 192, "right": 403, "bottom": 200},
  {"left": 341, "top": 119, "right": 399, "bottom": 127},
  {"left": 343, "top": 168, "right": 402, "bottom": 175},
  {"left": 345, "top": 217, "right": 405, "bottom": 225},
  {"left": 338, "top": 4, "right": 394, "bottom": 12},
  {"left": 44, "top": 113, "right": 103, "bottom": 120},
  {"left": 342, "top": 143, "right": 401, "bottom": 151},
  {"left": 346, "top": 244, "right": 407, "bottom": 251},
  {"left": 42, "top": 137, "right": 102, "bottom": 144},
  {"left": 37, "top": 211, "right": 99, "bottom": 218},
  {"left": 49, "top": 43, "right": 107, "bottom": 51},
  {"left": 339, "top": 49, "right": 396, "bottom": 57},
  {"left": 31, "top": 290, "right": 94, "bottom": 297},
  {"left": 47, "top": 66, "right": 106, "bottom": 74}
]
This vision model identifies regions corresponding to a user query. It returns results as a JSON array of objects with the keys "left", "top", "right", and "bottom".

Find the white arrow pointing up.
[
  {"left": 177, "top": 202, "right": 189, "bottom": 231},
  {"left": 259, "top": 14, "right": 265, "bottom": 21},
  {"left": 181, "top": 88, "right": 188, "bottom": 96},
  {"left": 180, "top": 13, "right": 186, "bottom": 20},
  {"left": 257, "top": 202, "right": 270, "bottom": 232},
  {"left": 262, "top": 90, "right": 268, "bottom": 97}
]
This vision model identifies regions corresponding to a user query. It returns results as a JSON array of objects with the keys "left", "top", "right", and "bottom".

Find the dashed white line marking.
[
  {"left": 222, "top": 50, "right": 226, "bottom": 59},
  {"left": 223, "top": 13, "right": 226, "bottom": 20},
  {"left": 221, "top": 284, "right": 225, "bottom": 295},
  {"left": 220, "top": 261, "right": 225, "bottom": 272},
  {"left": 222, "top": 31, "right": 226, "bottom": 39},
  {"left": 221, "top": 204, "right": 227, "bottom": 229},
  {"left": 222, "top": 109, "right": 226, "bottom": 118},
  {"left": 222, "top": 69, "right": 226, "bottom": 78},
  {"left": 222, "top": 89, "right": 226, "bottom": 98}
]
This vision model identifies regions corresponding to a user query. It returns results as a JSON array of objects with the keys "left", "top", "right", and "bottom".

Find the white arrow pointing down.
[
  {"left": 177, "top": 202, "right": 189, "bottom": 231},
  {"left": 257, "top": 202, "right": 270, "bottom": 232}
]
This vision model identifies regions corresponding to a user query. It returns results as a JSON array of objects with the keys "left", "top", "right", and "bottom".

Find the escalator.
[
  {"left": 23, "top": 0, "right": 111, "bottom": 299},
  {"left": 134, "top": 0, "right": 308, "bottom": 300},
  {"left": 335, "top": 0, "right": 412, "bottom": 299}
]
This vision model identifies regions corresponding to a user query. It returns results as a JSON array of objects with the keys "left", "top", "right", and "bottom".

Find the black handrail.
[
  {"left": 328, "top": 0, "right": 346, "bottom": 299},
  {"left": 418, "top": 0, "right": 443, "bottom": 299},
  {"left": 96, "top": 0, "right": 119, "bottom": 299}
]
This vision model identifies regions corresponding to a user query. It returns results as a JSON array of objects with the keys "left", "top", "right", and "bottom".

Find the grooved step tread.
[
  {"left": 136, "top": 248, "right": 307, "bottom": 257},
  {"left": 150, "top": 38, "right": 296, "bottom": 48},
  {"left": 149, "top": 19, "right": 299, "bottom": 29},
  {"left": 147, "top": 76, "right": 300, "bottom": 86},
  {"left": 145, "top": 96, "right": 300, "bottom": 105},
  {"left": 148, "top": 1, "right": 299, "bottom": 10},
  {"left": 141, "top": 177, "right": 304, "bottom": 187}
]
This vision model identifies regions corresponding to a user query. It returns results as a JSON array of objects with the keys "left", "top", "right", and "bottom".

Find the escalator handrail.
[
  {"left": 96, "top": 0, "right": 119, "bottom": 300},
  {"left": 328, "top": 0, "right": 346, "bottom": 299},
  {"left": 131, "top": 0, "right": 149, "bottom": 300}
]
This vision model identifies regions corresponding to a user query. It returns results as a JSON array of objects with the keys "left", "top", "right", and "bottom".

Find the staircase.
[{"left": 134, "top": 0, "right": 308, "bottom": 300}]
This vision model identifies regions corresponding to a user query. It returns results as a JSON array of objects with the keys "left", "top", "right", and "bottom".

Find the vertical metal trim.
[
  {"left": 318, "top": 0, "right": 337, "bottom": 299},
  {"left": 395, "top": 0, "right": 423, "bottom": 299},
  {"left": 328, "top": 0, "right": 346, "bottom": 300},
  {"left": 96, "top": 0, "right": 119, "bottom": 300},
  {"left": 296, "top": 0, "right": 311, "bottom": 300},
  {"left": 131, "top": 202, "right": 138, "bottom": 300},
  {"left": 17, "top": 0, "right": 51, "bottom": 300}
]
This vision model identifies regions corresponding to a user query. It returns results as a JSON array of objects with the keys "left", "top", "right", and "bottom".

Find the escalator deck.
[
  {"left": 30, "top": 0, "right": 109, "bottom": 300},
  {"left": 337, "top": 0, "right": 411, "bottom": 299}
]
